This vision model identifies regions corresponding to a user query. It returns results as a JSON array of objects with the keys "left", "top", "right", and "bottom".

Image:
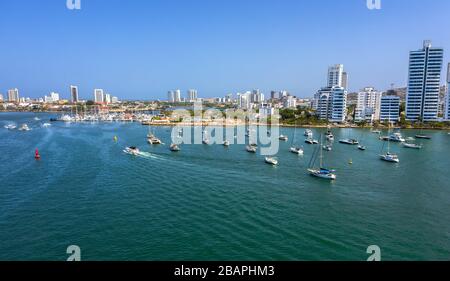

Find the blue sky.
[{"left": 1, "top": 0, "right": 450, "bottom": 100}]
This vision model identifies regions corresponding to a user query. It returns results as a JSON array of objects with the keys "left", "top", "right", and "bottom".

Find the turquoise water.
[{"left": 1, "top": 112, "right": 450, "bottom": 261}]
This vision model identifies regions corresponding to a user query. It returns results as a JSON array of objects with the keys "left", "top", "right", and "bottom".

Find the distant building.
[
  {"left": 445, "top": 63, "right": 450, "bottom": 121},
  {"left": 250, "top": 89, "right": 264, "bottom": 103},
  {"left": 328, "top": 64, "right": 344, "bottom": 88},
  {"left": 167, "top": 91, "right": 175, "bottom": 103},
  {"left": 315, "top": 86, "right": 347, "bottom": 123},
  {"left": 355, "top": 87, "right": 382, "bottom": 122},
  {"left": 111, "top": 96, "right": 119, "bottom": 104},
  {"left": 94, "top": 89, "right": 104, "bottom": 103},
  {"left": 174, "top": 90, "right": 182, "bottom": 102},
  {"left": 406, "top": 40, "right": 444, "bottom": 122},
  {"left": 283, "top": 95, "right": 297, "bottom": 109},
  {"left": 237, "top": 92, "right": 251, "bottom": 109},
  {"left": 380, "top": 95, "right": 400, "bottom": 122},
  {"left": 70, "top": 85, "right": 79, "bottom": 103},
  {"left": 259, "top": 103, "right": 275, "bottom": 116},
  {"left": 0, "top": 94, "right": 3, "bottom": 102},
  {"left": 8, "top": 88, "right": 20, "bottom": 102},
  {"left": 187, "top": 89, "right": 198, "bottom": 102},
  {"left": 45, "top": 92, "right": 60, "bottom": 103},
  {"left": 104, "top": 93, "right": 111, "bottom": 104},
  {"left": 342, "top": 72, "right": 348, "bottom": 90}
]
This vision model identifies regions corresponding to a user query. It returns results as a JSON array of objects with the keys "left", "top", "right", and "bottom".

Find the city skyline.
[{"left": 1, "top": 0, "right": 450, "bottom": 100}]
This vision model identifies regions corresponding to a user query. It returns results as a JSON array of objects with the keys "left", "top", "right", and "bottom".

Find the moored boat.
[{"left": 265, "top": 157, "right": 278, "bottom": 166}]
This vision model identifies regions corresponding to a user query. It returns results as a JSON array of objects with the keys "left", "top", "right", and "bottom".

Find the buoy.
[
  {"left": 114, "top": 136, "right": 118, "bottom": 142},
  {"left": 35, "top": 149, "right": 41, "bottom": 160},
  {"left": 349, "top": 159, "right": 353, "bottom": 165}
]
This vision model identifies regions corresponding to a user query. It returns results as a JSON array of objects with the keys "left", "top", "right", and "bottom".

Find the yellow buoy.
[{"left": 114, "top": 136, "right": 118, "bottom": 142}]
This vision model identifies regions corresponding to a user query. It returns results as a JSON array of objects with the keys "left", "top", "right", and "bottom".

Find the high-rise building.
[
  {"left": 104, "top": 93, "right": 111, "bottom": 104},
  {"left": 8, "top": 88, "right": 19, "bottom": 102},
  {"left": 342, "top": 72, "right": 348, "bottom": 90},
  {"left": 329, "top": 87, "right": 347, "bottom": 123},
  {"left": 94, "top": 89, "right": 104, "bottom": 103},
  {"left": 380, "top": 95, "right": 400, "bottom": 122},
  {"left": 445, "top": 63, "right": 450, "bottom": 121},
  {"left": 237, "top": 92, "right": 251, "bottom": 109},
  {"left": 167, "top": 91, "right": 175, "bottom": 103},
  {"left": 111, "top": 96, "right": 119, "bottom": 104},
  {"left": 70, "top": 85, "right": 79, "bottom": 103},
  {"left": 283, "top": 96, "right": 297, "bottom": 109},
  {"left": 355, "top": 87, "right": 382, "bottom": 122},
  {"left": 406, "top": 40, "right": 444, "bottom": 122},
  {"left": 0, "top": 94, "right": 4, "bottom": 102},
  {"left": 174, "top": 90, "right": 182, "bottom": 102},
  {"left": 327, "top": 64, "right": 344, "bottom": 88},
  {"left": 187, "top": 89, "right": 198, "bottom": 102}
]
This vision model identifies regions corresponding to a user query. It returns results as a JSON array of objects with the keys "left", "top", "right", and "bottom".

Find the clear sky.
[{"left": 1, "top": 0, "right": 450, "bottom": 100}]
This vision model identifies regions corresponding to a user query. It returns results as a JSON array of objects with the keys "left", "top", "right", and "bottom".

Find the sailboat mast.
[{"left": 319, "top": 134, "right": 323, "bottom": 168}]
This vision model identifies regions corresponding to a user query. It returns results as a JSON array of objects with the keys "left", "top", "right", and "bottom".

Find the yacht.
[
  {"left": 279, "top": 135, "right": 288, "bottom": 141},
  {"left": 124, "top": 146, "right": 140, "bottom": 156},
  {"left": 290, "top": 147, "right": 304, "bottom": 155},
  {"left": 308, "top": 134, "right": 336, "bottom": 180},
  {"left": 381, "top": 132, "right": 405, "bottom": 142},
  {"left": 18, "top": 124, "right": 31, "bottom": 131},
  {"left": 339, "top": 138, "right": 359, "bottom": 145},
  {"left": 265, "top": 157, "right": 278, "bottom": 166},
  {"left": 246, "top": 145, "right": 257, "bottom": 153},
  {"left": 148, "top": 136, "right": 162, "bottom": 144},
  {"left": 304, "top": 129, "right": 313, "bottom": 137},
  {"left": 380, "top": 153, "right": 400, "bottom": 163},
  {"left": 170, "top": 144, "right": 181, "bottom": 152},
  {"left": 402, "top": 142, "right": 422, "bottom": 149},
  {"left": 308, "top": 168, "right": 337, "bottom": 180}
]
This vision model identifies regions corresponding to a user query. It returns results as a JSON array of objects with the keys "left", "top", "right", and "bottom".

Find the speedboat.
[
  {"left": 170, "top": 144, "right": 181, "bottom": 152},
  {"left": 265, "top": 157, "right": 278, "bottom": 166},
  {"left": 304, "top": 129, "right": 313, "bottom": 137},
  {"left": 223, "top": 140, "right": 230, "bottom": 147},
  {"left": 4, "top": 124, "right": 17, "bottom": 130},
  {"left": 380, "top": 153, "right": 399, "bottom": 163},
  {"left": 403, "top": 143, "right": 422, "bottom": 149},
  {"left": 246, "top": 145, "right": 257, "bottom": 153},
  {"left": 415, "top": 135, "right": 431, "bottom": 140},
  {"left": 358, "top": 145, "right": 366, "bottom": 151},
  {"left": 124, "top": 146, "right": 140, "bottom": 156},
  {"left": 18, "top": 124, "right": 31, "bottom": 131},
  {"left": 339, "top": 138, "right": 359, "bottom": 145},
  {"left": 290, "top": 147, "right": 304, "bottom": 155},
  {"left": 279, "top": 135, "right": 288, "bottom": 141},
  {"left": 308, "top": 168, "right": 336, "bottom": 180}
]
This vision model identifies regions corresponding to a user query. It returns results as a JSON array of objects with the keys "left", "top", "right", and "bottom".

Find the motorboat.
[
  {"left": 415, "top": 135, "right": 431, "bottom": 140},
  {"left": 339, "top": 138, "right": 359, "bottom": 145},
  {"left": 124, "top": 146, "right": 140, "bottom": 156},
  {"left": 304, "top": 129, "right": 313, "bottom": 137},
  {"left": 323, "top": 145, "right": 332, "bottom": 151},
  {"left": 170, "top": 144, "right": 181, "bottom": 152},
  {"left": 290, "top": 147, "right": 304, "bottom": 155},
  {"left": 383, "top": 132, "right": 405, "bottom": 142},
  {"left": 402, "top": 142, "right": 422, "bottom": 149},
  {"left": 380, "top": 153, "right": 399, "bottom": 163},
  {"left": 246, "top": 145, "right": 257, "bottom": 153},
  {"left": 308, "top": 168, "right": 337, "bottom": 180},
  {"left": 4, "top": 124, "right": 17, "bottom": 130},
  {"left": 265, "top": 157, "right": 278, "bottom": 166},
  {"left": 279, "top": 135, "right": 288, "bottom": 141},
  {"left": 18, "top": 124, "right": 31, "bottom": 131},
  {"left": 223, "top": 140, "right": 230, "bottom": 147},
  {"left": 358, "top": 145, "right": 366, "bottom": 151},
  {"left": 42, "top": 123, "right": 51, "bottom": 128}
]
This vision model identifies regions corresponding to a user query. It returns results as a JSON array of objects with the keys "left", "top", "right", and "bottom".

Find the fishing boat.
[
  {"left": 170, "top": 144, "right": 181, "bottom": 152},
  {"left": 279, "top": 135, "right": 288, "bottom": 141},
  {"left": 265, "top": 157, "right": 278, "bottom": 166},
  {"left": 304, "top": 129, "right": 313, "bottom": 137},
  {"left": 124, "top": 146, "right": 140, "bottom": 156},
  {"left": 402, "top": 142, "right": 423, "bottom": 149},
  {"left": 18, "top": 124, "right": 31, "bottom": 131},
  {"left": 307, "top": 134, "right": 336, "bottom": 180},
  {"left": 339, "top": 138, "right": 359, "bottom": 145},
  {"left": 246, "top": 145, "right": 257, "bottom": 153}
]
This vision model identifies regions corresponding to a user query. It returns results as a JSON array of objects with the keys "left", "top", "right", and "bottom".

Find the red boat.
[{"left": 35, "top": 149, "right": 41, "bottom": 160}]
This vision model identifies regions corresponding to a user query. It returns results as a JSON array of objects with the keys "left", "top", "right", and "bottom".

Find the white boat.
[
  {"left": 307, "top": 134, "right": 336, "bottom": 180},
  {"left": 124, "top": 146, "right": 140, "bottom": 156},
  {"left": 372, "top": 130, "right": 381, "bottom": 134},
  {"left": 305, "top": 138, "right": 314, "bottom": 144},
  {"left": 290, "top": 147, "right": 304, "bottom": 155},
  {"left": 339, "top": 138, "right": 359, "bottom": 145},
  {"left": 304, "top": 129, "right": 313, "bottom": 137},
  {"left": 415, "top": 134, "right": 431, "bottom": 140},
  {"left": 380, "top": 153, "right": 400, "bottom": 163},
  {"left": 323, "top": 145, "right": 332, "bottom": 151},
  {"left": 402, "top": 142, "right": 422, "bottom": 149},
  {"left": 4, "top": 124, "right": 17, "bottom": 130},
  {"left": 358, "top": 145, "right": 367, "bottom": 151},
  {"left": 265, "top": 157, "right": 278, "bottom": 166},
  {"left": 312, "top": 139, "right": 319, "bottom": 144},
  {"left": 18, "top": 124, "right": 31, "bottom": 131},
  {"left": 246, "top": 145, "right": 257, "bottom": 153},
  {"left": 279, "top": 135, "right": 288, "bottom": 141},
  {"left": 170, "top": 144, "right": 181, "bottom": 151},
  {"left": 223, "top": 141, "right": 230, "bottom": 147},
  {"left": 387, "top": 132, "right": 405, "bottom": 142},
  {"left": 34, "top": 117, "right": 41, "bottom": 121},
  {"left": 202, "top": 138, "right": 210, "bottom": 145},
  {"left": 325, "top": 130, "right": 334, "bottom": 141},
  {"left": 42, "top": 123, "right": 51, "bottom": 128}
]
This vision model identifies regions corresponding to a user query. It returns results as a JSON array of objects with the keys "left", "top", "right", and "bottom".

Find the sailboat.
[
  {"left": 415, "top": 128, "right": 432, "bottom": 140},
  {"left": 357, "top": 131, "right": 366, "bottom": 151},
  {"left": 307, "top": 134, "right": 336, "bottom": 180},
  {"left": 290, "top": 124, "right": 304, "bottom": 155},
  {"left": 339, "top": 129, "right": 358, "bottom": 145},
  {"left": 147, "top": 126, "right": 162, "bottom": 144},
  {"left": 380, "top": 120, "right": 400, "bottom": 163}
]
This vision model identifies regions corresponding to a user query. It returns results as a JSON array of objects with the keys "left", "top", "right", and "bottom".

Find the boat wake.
[{"left": 135, "top": 151, "right": 165, "bottom": 160}]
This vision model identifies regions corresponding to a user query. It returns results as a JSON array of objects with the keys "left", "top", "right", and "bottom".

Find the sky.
[{"left": 1, "top": 0, "right": 450, "bottom": 100}]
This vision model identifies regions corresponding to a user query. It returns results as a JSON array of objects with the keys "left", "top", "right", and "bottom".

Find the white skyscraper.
[
  {"left": 167, "top": 91, "right": 175, "bottom": 103},
  {"left": 187, "top": 89, "right": 198, "bottom": 102},
  {"left": 70, "top": 85, "right": 79, "bottom": 103},
  {"left": 329, "top": 87, "right": 347, "bottom": 123},
  {"left": 355, "top": 87, "right": 382, "bottom": 122},
  {"left": 94, "top": 89, "right": 104, "bottom": 103},
  {"left": 174, "top": 90, "right": 182, "bottom": 102},
  {"left": 445, "top": 63, "right": 450, "bottom": 121},
  {"left": 406, "top": 40, "right": 444, "bottom": 122},
  {"left": 104, "top": 93, "right": 111, "bottom": 104},
  {"left": 283, "top": 96, "right": 297, "bottom": 109},
  {"left": 327, "top": 64, "right": 344, "bottom": 88},
  {"left": 8, "top": 88, "right": 19, "bottom": 102},
  {"left": 380, "top": 96, "right": 400, "bottom": 122},
  {"left": 238, "top": 92, "right": 250, "bottom": 109},
  {"left": 0, "top": 94, "right": 3, "bottom": 102}
]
